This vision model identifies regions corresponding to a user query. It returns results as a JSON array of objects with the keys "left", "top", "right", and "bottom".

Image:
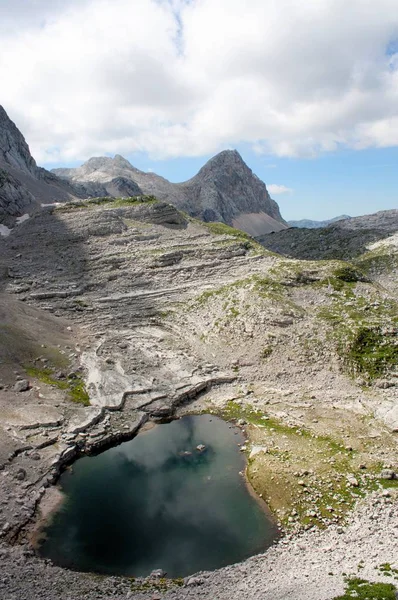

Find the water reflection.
[{"left": 39, "top": 415, "right": 278, "bottom": 577}]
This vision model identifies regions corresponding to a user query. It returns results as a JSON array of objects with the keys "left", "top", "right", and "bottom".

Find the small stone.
[
  {"left": 15, "top": 468, "right": 26, "bottom": 481},
  {"left": 347, "top": 476, "right": 359, "bottom": 487},
  {"left": 196, "top": 444, "right": 206, "bottom": 452},
  {"left": 380, "top": 469, "right": 396, "bottom": 480},
  {"left": 150, "top": 569, "right": 166, "bottom": 578},
  {"left": 14, "top": 379, "right": 29, "bottom": 393},
  {"left": 185, "top": 577, "right": 204, "bottom": 587},
  {"left": 30, "top": 452, "right": 41, "bottom": 461}
]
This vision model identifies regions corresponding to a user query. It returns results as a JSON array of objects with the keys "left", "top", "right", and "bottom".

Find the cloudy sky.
[{"left": 1, "top": 0, "right": 398, "bottom": 219}]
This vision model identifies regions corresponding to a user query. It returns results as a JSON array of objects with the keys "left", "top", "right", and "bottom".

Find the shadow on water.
[{"left": 39, "top": 415, "right": 279, "bottom": 578}]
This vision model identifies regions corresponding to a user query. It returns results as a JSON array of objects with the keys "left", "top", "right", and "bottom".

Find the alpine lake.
[{"left": 38, "top": 415, "right": 278, "bottom": 578}]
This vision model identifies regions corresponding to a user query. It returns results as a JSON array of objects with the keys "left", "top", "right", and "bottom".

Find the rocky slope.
[
  {"left": 53, "top": 150, "right": 287, "bottom": 236},
  {"left": 0, "top": 197, "right": 397, "bottom": 599},
  {"left": 258, "top": 210, "right": 398, "bottom": 259}
]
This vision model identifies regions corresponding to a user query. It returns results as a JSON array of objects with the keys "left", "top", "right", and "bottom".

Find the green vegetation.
[
  {"left": 355, "top": 246, "right": 398, "bottom": 276},
  {"left": 317, "top": 285, "right": 398, "bottom": 381},
  {"left": 130, "top": 577, "right": 184, "bottom": 592},
  {"left": 25, "top": 366, "right": 90, "bottom": 406},
  {"left": 379, "top": 564, "right": 398, "bottom": 578},
  {"left": 261, "top": 346, "right": 273, "bottom": 359},
  {"left": 332, "top": 577, "right": 396, "bottom": 599},
  {"left": 346, "top": 327, "right": 398, "bottom": 380},
  {"left": 333, "top": 265, "right": 366, "bottom": 283},
  {"left": 201, "top": 221, "right": 267, "bottom": 254},
  {"left": 56, "top": 195, "right": 158, "bottom": 211},
  {"left": 216, "top": 401, "right": 372, "bottom": 529}
]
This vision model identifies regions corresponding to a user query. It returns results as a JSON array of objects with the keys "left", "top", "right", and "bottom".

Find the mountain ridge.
[{"left": 53, "top": 150, "right": 288, "bottom": 236}]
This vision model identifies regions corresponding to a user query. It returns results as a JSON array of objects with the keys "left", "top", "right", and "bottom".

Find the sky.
[{"left": 1, "top": 0, "right": 398, "bottom": 221}]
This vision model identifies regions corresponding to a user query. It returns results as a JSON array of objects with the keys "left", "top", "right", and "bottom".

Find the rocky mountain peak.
[
  {"left": 197, "top": 149, "right": 243, "bottom": 172},
  {"left": 180, "top": 149, "right": 287, "bottom": 235},
  {"left": 113, "top": 154, "right": 135, "bottom": 169}
]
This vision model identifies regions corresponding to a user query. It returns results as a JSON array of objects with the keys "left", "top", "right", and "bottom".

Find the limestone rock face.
[{"left": 53, "top": 150, "right": 288, "bottom": 236}]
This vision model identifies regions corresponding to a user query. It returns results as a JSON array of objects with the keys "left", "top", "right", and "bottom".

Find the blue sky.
[{"left": 1, "top": 0, "right": 398, "bottom": 222}]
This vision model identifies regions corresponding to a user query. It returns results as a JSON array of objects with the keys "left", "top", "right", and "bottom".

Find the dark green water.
[{"left": 39, "top": 415, "right": 278, "bottom": 577}]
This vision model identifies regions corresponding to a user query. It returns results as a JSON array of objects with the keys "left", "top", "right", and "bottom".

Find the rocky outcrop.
[{"left": 53, "top": 151, "right": 288, "bottom": 236}]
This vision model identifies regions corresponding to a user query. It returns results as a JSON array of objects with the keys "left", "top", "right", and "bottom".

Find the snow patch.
[
  {"left": 0, "top": 224, "right": 12, "bottom": 237},
  {"left": 16, "top": 213, "right": 30, "bottom": 224}
]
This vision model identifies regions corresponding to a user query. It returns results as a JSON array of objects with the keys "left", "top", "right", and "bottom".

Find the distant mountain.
[
  {"left": 53, "top": 151, "right": 288, "bottom": 236},
  {"left": 288, "top": 215, "right": 351, "bottom": 229}
]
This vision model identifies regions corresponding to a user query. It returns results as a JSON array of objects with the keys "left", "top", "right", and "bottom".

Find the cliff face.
[
  {"left": 0, "top": 107, "right": 40, "bottom": 224},
  {"left": 53, "top": 151, "right": 288, "bottom": 236}
]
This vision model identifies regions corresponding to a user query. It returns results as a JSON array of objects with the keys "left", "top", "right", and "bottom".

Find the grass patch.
[
  {"left": 25, "top": 366, "right": 90, "bottom": 406},
  {"left": 318, "top": 293, "right": 398, "bottom": 381},
  {"left": 130, "top": 577, "right": 184, "bottom": 592},
  {"left": 56, "top": 195, "right": 158, "bottom": 211},
  {"left": 216, "top": 401, "right": 369, "bottom": 529},
  {"left": 201, "top": 221, "right": 267, "bottom": 254},
  {"left": 346, "top": 327, "right": 398, "bottom": 380},
  {"left": 332, "top": 577, "right": 396, "bottom": 599}
]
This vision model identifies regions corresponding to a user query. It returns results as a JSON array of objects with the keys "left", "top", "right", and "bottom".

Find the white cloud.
[
  {"left": 268, "top": 185, "right": 293, "bottom": 196},
  {"left": 1, "top": 0, "right": 398, "bottom": 163}
]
